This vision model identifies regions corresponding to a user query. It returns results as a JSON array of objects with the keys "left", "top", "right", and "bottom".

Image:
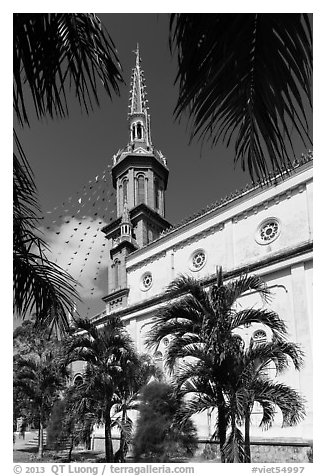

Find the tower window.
[
  {"left": 122, "top": 179, "right": 128, "bottom": 204},
  {"left": 137, "top": 123, "right": 143, "bottom": 139},
  {"left": 137, "top": 175, "right": 145, "bottom": 205},
  {"left": 114, "top": 259, "right": 120, "bottom": 289},
  {"left": 155, "top": 180, "right": 160, "bottom": 210}
]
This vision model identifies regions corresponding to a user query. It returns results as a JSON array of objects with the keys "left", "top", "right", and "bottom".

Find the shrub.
[{"left": 133, "top": 382, "right": 197, "bottom": 462}]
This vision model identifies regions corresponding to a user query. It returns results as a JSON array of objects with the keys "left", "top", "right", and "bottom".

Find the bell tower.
[
  {"left": 112, "top": 45, "right": 169, "bottom": 223},
  {"left": 102, "top": 45, "right": 171, "bottom": 313}
]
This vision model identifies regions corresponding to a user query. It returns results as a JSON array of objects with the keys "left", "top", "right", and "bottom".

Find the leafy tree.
[
  {"left": 65, "top": 317, "right": 134, "bottom": 462},
  {"left": 146, "top": 268, "right": 296, "bottom": 461},
  {"left": 133, "top": 381, "right": 198, "bottom": 462},
  {"left": 170, "top": 14, "right": 312, "bottom": 181},
  {"left": 13, "top": 14, "right": 124, "bottom": 332}
]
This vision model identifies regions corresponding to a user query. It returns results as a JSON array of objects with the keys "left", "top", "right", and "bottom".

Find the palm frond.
[
  {"left": 14, "top": 13, "right": 123, "bottom": 125},
  {"left": 14, "top": 132, "right": 80, "bottom": 333},
  {"left": 170, "top": 13, "right": 312, "bottom": 181},
  {"left": 223, "top": 425, "right": 245, "bottom": 463},
  {"left": 251, "top": 380, "right": 306, "bottom": 427},
  {"left": 223, "top": 272, "right": 271, "bottom": 308},
  {"left": 231, "top": 308, "right": 287, "bottom": 338},
  {"left": 257, "top": 400, "right": 276, "bottom": 430},
  {"left": 175, "top": 393, "right": 216, "bottom": 425},
  {"left": 244, "top": 341, "right": 304, "bottom": 375}
]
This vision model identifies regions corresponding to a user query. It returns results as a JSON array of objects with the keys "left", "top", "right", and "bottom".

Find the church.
[{"left": 74, "top": 47, "right": 313, "bottom": 459}]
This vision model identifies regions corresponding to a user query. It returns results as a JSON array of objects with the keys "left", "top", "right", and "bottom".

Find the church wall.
[
  {"left": 233, "top": 185, "right": 310, "bottom": 268},
  {"left": 125, "top": 165, "right": 312, "bottom": 312}
]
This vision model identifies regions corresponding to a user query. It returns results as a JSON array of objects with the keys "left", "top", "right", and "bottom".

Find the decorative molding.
[
  {"left": 92, "top": 241, "right": 313, "bottom": 326},
  {"left": 172, "top": 223, "right": 225, "bottom": 252},
  {"left": 128, "top": 250, "right": 167, "bottom": 272},
  {"left": 158, "top": 152, "right": 312, "bottom": 239},
  {"left": 128, "top": 222, "right": 226, "bottom": 270},
  {"left": 102, "top": 287, "right": 130, "bottom": 303},
  {"left": 231, "top": 182, "right": 307, "bottom": 225}
]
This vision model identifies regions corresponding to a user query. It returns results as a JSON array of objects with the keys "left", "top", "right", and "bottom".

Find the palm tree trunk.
[
  {"left": 68, "top": 434, "right": 74, "bottom": 462},
  {"left": 119, "top": 406, "right": 127, "bottom": 462},
  {"left": 244, "top": 410, "right": 251, "bottom": 463},
  {"left": 218, "top": 404, "right": 227, "bottom": 463},
  {"left": 104, "top": 412, "right": 114, "bottom": 462},
  {"left": 38, "top": 417, "right": 44, "bottom": 459}
]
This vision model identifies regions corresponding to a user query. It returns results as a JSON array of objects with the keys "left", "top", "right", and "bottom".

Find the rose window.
[
  {"left": 256, "top": 219, "right": 280, "bottom": 244},
  {"left": 142, "top": 272, "right": 152, "bottom": 290},
  {"left": 190, "top": 250, "right": 206, "bottom": 271}
]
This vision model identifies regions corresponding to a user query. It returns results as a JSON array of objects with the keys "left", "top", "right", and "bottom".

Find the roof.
[{"left": 140, "top": 150, "right": 313, "bottom": 247}]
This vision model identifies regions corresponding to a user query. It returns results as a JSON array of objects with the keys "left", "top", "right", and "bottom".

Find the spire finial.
[
  {"left": 136, "top": 43, "right": 140, "bottom": 67},
  {"left": 128, "top": 45, "right": 152, "bottom": 148}
]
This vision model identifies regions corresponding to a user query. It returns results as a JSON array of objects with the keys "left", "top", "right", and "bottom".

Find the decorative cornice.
[
  {"left": 128, "top": 250, "right": 167, "bottom": 272},
  {"left": 110, "top": 239, "right": 138, "bottom": 258},
  {"left": 102, "top": 203, "right": 172, "bottom": 237},
  {"left": 172, "top": 223, "right": 225, "bottom": 252},
  {"left": 102, "top": 287, "right": 130, "bottom": 303},
  {"left": 232, "top": 182, "right": 306, "bottom": 224},
  {"left": 158, "top": 151, "right": 313, "bottom": 239},
  {"left": 126, "top": 222, "right": 225, "bottom": 272}
]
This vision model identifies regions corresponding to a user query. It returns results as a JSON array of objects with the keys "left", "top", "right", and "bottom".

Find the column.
[{"left": 291, "top": 262, "right": 312, "bottom": 439}]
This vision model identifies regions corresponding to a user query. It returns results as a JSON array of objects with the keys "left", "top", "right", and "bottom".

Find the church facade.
[{"left": 87, "top": 48, "right": 313, "bottom": 449}]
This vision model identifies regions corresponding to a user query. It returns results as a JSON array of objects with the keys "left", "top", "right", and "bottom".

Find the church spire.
[{"left": 128, "top": 44, "right": 152, "bottom": 148}]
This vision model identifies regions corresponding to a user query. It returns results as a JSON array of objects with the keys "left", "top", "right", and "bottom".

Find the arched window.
[
  {"left": 114, "top": 259, "right": 120, "bottom": 289},
  {"left": 252, "top": 329, "right": 267, "bottom": 345},
  {"left": 154, "top": 180, "right": 160, "bottom": 210},
  {"left": 137, "top": 175, "right": 145, "bottom": 204},
  {"left": 122, "top": 179, "right": 128, "bottom": 204},
  {"left": 136, "top": 123, "right": 143, "bottom": 139}
]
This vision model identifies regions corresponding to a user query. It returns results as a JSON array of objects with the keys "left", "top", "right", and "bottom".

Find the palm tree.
[
  {"left": 146, "top": 267, "right": 289, "bottom": 461},
  {"left": 217, "top": 339, "right": 306, "bottom": 462},
  {"left": 113, "top": 353, "right": 162, "bottom": 461},
  {"left": 13, "top": 14, "right": 124, "bottom": 331},
  {"left": 14, "top": 352, "right": 67, "bottom": 458},
  {"left": 169, "top": 14, "right": 312, "bottom": 181},
  {"left": 238, "top": 340, "right": 305, "bottom": 462},
  {"left": 65, "top": 316, "right": 134, "bottom": 462}
]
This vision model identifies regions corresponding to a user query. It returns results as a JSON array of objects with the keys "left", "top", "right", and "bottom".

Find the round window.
[
  {"left": 141, "top": 272, "right": 153, "bottom": 291},
  {"left": 190, "top": 249, "right": 206, "bottom": 271},
  {"left": 256, "top": 218, "right": 280, "bottom": 245}
]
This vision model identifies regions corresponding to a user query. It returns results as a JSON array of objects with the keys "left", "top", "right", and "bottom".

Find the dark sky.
[{"left": 15, "top": 13, "right": 312, "bottom": 319}]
